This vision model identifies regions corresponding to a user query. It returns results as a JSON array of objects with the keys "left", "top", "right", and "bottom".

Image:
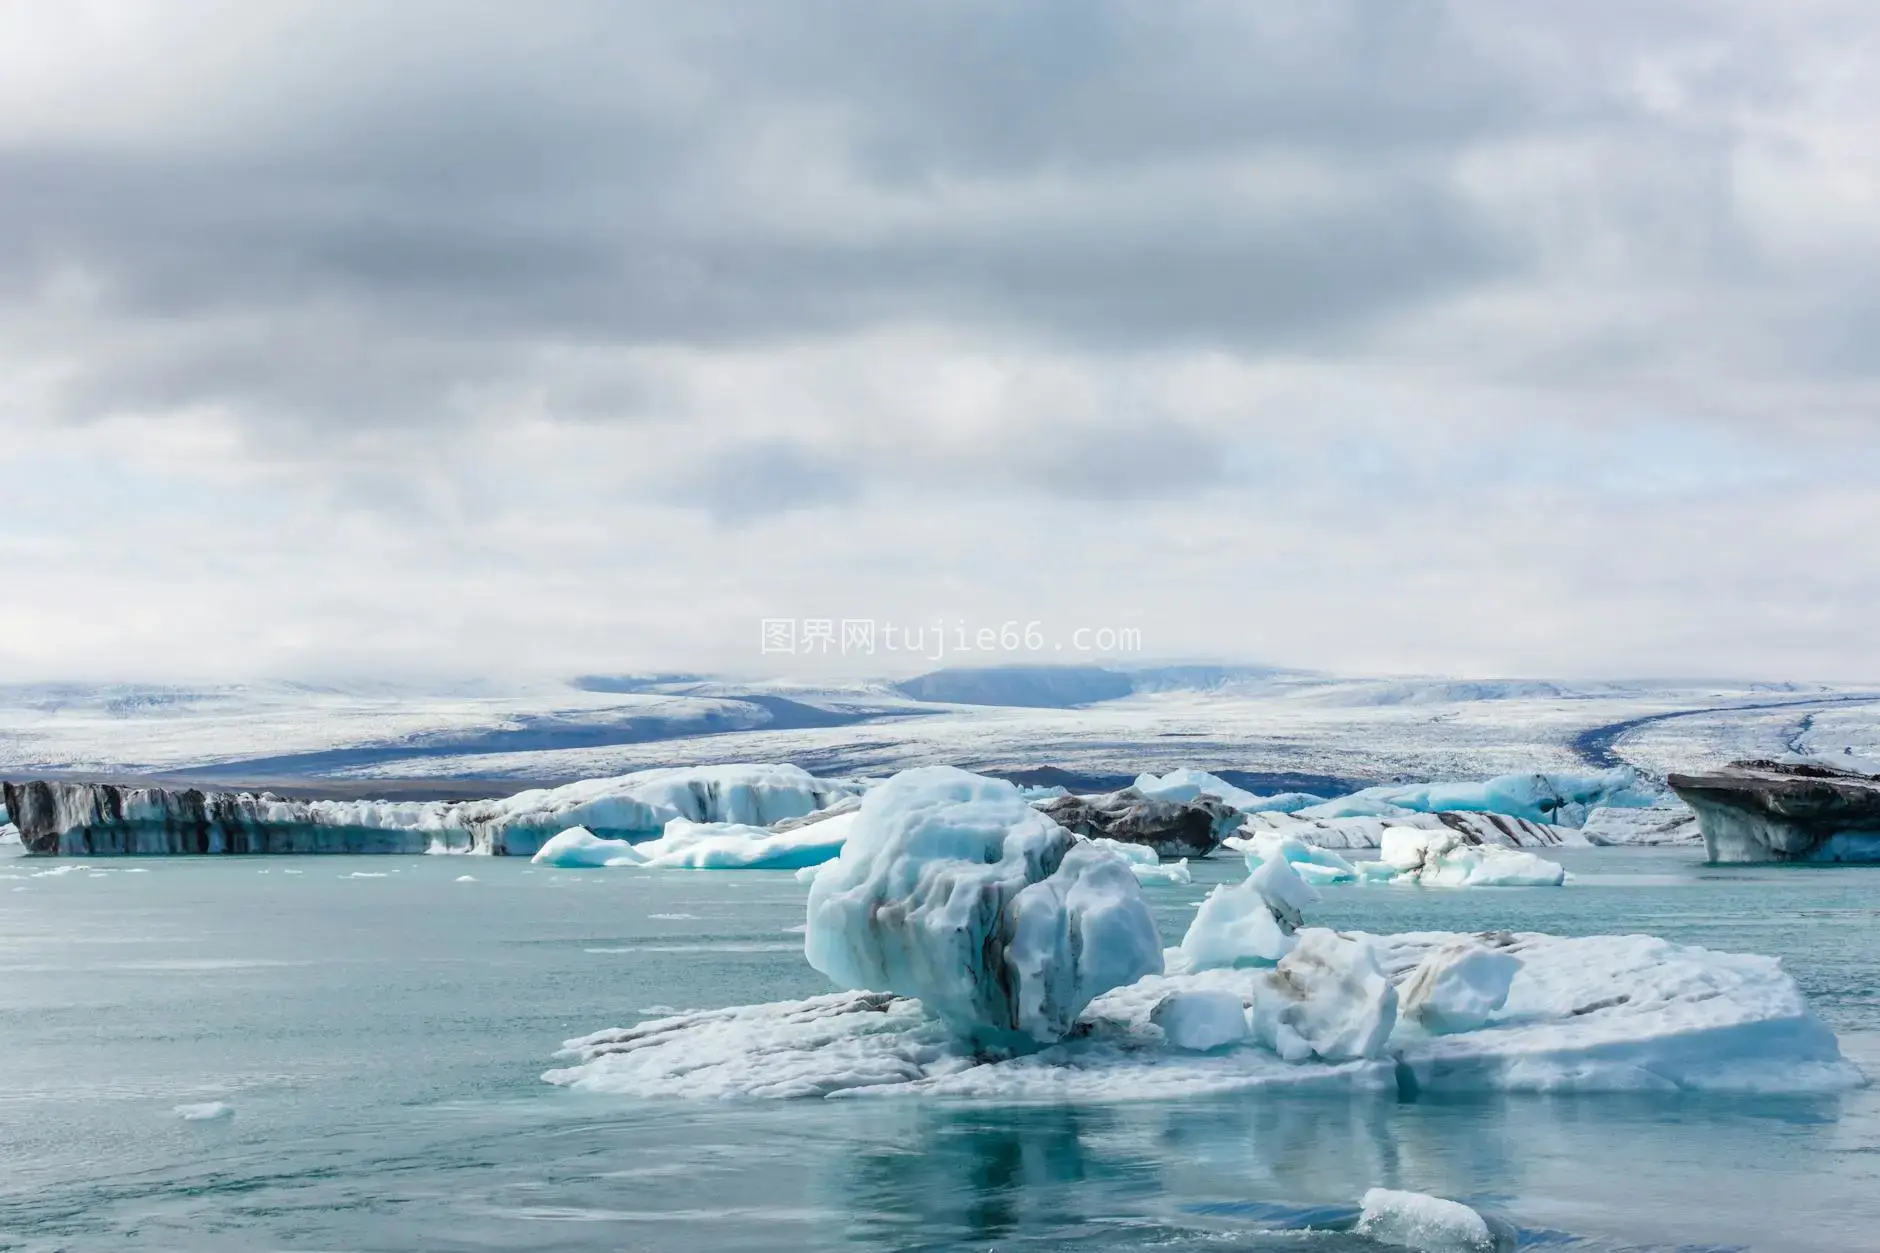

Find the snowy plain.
[{"left": 2, "top": 670, "right": 1876, "bottom": 791}]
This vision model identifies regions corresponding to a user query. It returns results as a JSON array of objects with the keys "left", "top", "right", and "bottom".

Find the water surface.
[{"left": 1, "top": 848, "right": 1874, "bottom": 1251}]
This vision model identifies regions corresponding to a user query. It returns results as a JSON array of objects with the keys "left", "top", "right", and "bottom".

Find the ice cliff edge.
[
  {"left": 1, "top": 766, "right": 852, "bottom": 856},
  {"left": 1667, "top": 759, "right": 1880, "bottom": 863}
]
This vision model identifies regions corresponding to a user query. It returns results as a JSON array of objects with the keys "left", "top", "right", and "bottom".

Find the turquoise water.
[{"left": 1, "top": 848, "right": 1876, "bottom": 1251}]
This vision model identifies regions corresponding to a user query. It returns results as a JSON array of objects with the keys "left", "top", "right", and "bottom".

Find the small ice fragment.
[
  {"left": 1177, "top": 856, "right": 1316, "bottom": 970},
  {"left": 343, "top": 872, "right": 387, "bottom": 879},
  {"left": 1261, "top": 929, "right": 1397, "bottom": 1062},
  {"left": 455, "top": 875, "right": 477, "bottom": 882},
  {"left": 1354, "top": 1187, "right": 1497, "bottom": 1253},
  {"left": 1151, "top": 990, "right": 1249, "bottom": 1051},
  {"left": 173, "top": 1101, "right": 234, "bottom": 1122},
  {"left": 531, "top": 826, "right": 644, "bottom": 868},
  {"left": 1400, "top": 942, "right": 1522, "bottom": 1035},
  {"left": 1131, "top": 857, "right": 1192, "bottom": 885}
]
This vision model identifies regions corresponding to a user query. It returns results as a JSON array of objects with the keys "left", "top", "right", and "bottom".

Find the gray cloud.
[{"left": 3, "top": 1, "right": 1880, "bottom": 680}]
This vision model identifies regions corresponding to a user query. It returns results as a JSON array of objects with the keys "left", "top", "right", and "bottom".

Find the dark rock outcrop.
[
  {"left": 1036, "top": 788, "right": 1239, "bottom": 859},
  {"left": 1666, "top": 759, "right": 1880, "bottom": 863}
]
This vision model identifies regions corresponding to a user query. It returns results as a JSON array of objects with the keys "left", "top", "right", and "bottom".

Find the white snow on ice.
[{"left": 804, "top": 767, "right": 1164, "bottom": 1045}]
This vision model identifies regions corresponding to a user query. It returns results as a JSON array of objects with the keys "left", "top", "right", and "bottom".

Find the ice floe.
[
  {"left": 1377, "top": 829, "right": 1565, "bottom": 887},
  {"left": 1227, "top": 827, "right": 1564, "bottom": 889},
  {"left": 173, "top": 1101, "right": 234, "bottom": 1121},
  {"left": 547, "top": 924, "right": 1861, "bottom": 1100}
]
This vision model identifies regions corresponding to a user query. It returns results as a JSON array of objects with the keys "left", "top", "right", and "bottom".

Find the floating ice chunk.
[
  {"left": 804, "top": 766, "right": 1163, "bottom": 1045},
  {"left": 1354, "top": 1188, "right": 1499, "bottom": 1253},
  {"left": 173, "top": 1101, "right": 233, "bottom": 1122},
  {"left": 1085, "top": 836, "right": 1159, "bottom": 866},
  {"left": 1379, "top": 829, "right": 1564, "bottom": 887},
  {"left": 1151, "top": 990, "right": 1249, "bottom": 1051},
  {"left": 1399, "top": 942, "right": 1522, "bottom": 1035},
  {"left": 1381, "top": 930, "right": 1862, "bottom": 1093},
  {"left": 530, "top": 826, "right": 644, "bottom": 868},
  {"left": 1230, "top": 831, "right": 1360, "bottom": 884},
  {"left": 454, "top": 874, "right": 476, "bottom": 882},
  {"left": 1081, "top": 837, "right": 1191, "bottom": 884},
  {"left": 631, "top": 813, "right": 854, "bottom": 870},
  {"left": 1248, "top": 854, "right": 1318, "bottom": 930},
  {"left": 1130, "top": 857, "right": 1193, "bottom": 885},
  {"left": 1177, "top": 857, "right": 1317, "bottom": 971},
  {"left": 1257, "top": 929, "right": 1397, "bottom": 1063}
]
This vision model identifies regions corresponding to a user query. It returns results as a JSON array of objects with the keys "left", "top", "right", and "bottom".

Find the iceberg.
[
  {"left": 0, "top": 765, "right": 856, "bottom": 857},
  {"left": 1308, "top": 768, "right": 1658, "bottom": 828},
  {"left": 1378, "top": 829, "right": 1565, "bottom": 887},
  {"left": 1355, "top": 1189, "right": 1504, "bottom": 1253},
  {"left": 1668, "top": 759, "right": 1880, "bottom": 863},
  {"left": 1236, "top": 808, "right": 1581, "bottom": 850},
  {"left": 803, "top": 767, "right": 1163, "bottom": 1045}
]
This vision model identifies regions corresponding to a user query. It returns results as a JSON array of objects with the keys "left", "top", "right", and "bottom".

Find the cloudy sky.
[{"left": 4, "top": 1, "right": 1879, "bottom": 682}]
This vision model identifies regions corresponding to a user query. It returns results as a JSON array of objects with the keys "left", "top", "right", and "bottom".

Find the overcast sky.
[{"left": 4, "top": 1, "right": 1879, "bottom": 683}]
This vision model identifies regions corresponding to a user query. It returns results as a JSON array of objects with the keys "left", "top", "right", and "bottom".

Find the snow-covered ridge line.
[{"left": 1, "top": 765, "right": 853, "bottom": 857}]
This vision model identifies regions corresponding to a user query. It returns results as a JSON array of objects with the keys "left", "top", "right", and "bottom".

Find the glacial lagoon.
[{"left": 2, "top": 846, "right": 1875, "bottom": 1252}]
